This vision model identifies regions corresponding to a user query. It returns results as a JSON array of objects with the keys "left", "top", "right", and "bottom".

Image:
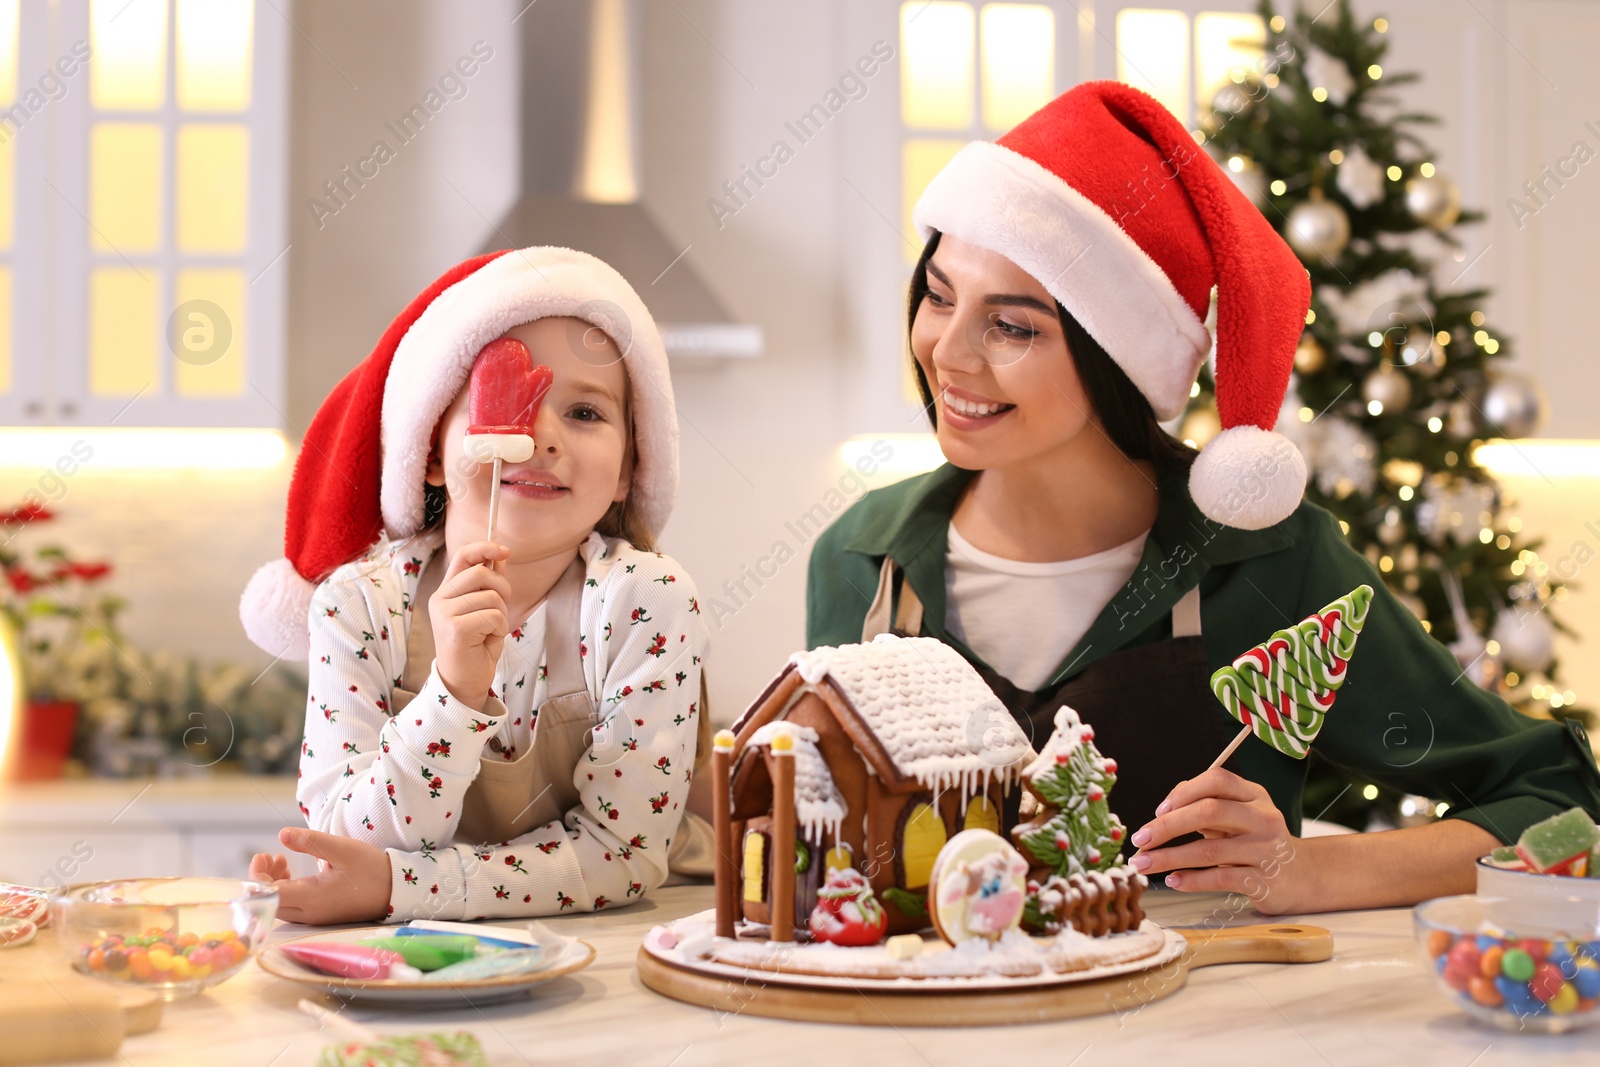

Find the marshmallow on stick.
[{"left": 464, "top": 338, "right": 554, "bottom": 545}]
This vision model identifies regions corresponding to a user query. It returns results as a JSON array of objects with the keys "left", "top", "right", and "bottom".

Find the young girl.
[
  {"left": 240, "top": 247, "right": 710, "bottom": 925},
  {"left": 807, "top": 82, "right": 1600, "bottom": 914}
]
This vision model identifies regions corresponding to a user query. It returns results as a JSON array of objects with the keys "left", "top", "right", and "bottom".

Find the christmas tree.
[
  {"left": 1181, "top": 0, "right": 1584, "bottom": 829},
  {"left": 1012, "top": 706, "right": 1127, "bottom": 878}
]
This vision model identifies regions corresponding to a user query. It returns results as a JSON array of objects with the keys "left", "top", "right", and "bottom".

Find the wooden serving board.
[{"left": 637, "top": 923, "right": 1333, "bottom": 1027}]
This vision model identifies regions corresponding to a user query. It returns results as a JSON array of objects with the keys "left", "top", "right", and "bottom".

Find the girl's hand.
[
  {"left": 1127, "top": 767, "right": 1309, "bottom": 914},
  {"left": 430, "top": 541, "right": 513, "bottom": 710},
  {"left": 247, "top": 827, "right": 393, "bottom": 926}
]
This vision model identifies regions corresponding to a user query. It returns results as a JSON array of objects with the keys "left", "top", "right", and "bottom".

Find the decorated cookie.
[
  {"left": 1516, "top": 806, "right": 1600, "bottom": 875},
  {"left": 807, "top": 868, "right": 888, "bottom": 947},
  {"left": 928, "top": 830, "right": 1030, "bottom": 946}
]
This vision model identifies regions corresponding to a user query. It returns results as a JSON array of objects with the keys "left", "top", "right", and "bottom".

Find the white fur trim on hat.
[
  {"left": 239, "top": 557, "right": 315, "bottom": 661},
  {"left": 379, "top": 247, "right": 678, "bottom": 540},
  {"left": 913, "top": 141, "right": 1213, "bottom": 420},
  {"left": 1189, "top": 425, "right": 1308, "bottom": 531}
]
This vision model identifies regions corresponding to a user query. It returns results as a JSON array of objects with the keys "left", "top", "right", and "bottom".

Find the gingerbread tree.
[{"left": 1012, "top": 706, "right": 1126, "bottom": 880}]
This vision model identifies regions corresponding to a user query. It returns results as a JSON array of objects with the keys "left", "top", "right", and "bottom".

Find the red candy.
[
  {"left": 1531, "top": 962, "right": 1567, "bottom": 1003},
  {"left": 468, "top": 339, "right": 552, "bottom": 438},
  {"left": 1517, "top": 939, "right": 1549, "bottom": 963}
]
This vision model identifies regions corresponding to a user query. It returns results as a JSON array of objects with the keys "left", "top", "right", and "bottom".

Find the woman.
[{"left": 807, "top": 82, "right": 1600, "bottom": 914}]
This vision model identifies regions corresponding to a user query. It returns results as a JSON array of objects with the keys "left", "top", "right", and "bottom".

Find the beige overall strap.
[
  {"left": 542, "top": 556, "right": 588, "bottom": 697},
  {"left": 1172, "top": 583, "right": 1202, "bottom": 638},
  {"left": 861, "top": 556, "right": 924, "bottom": 641},
  {"left": 402, "top": 553, "right": 448, "bottom": 693}
]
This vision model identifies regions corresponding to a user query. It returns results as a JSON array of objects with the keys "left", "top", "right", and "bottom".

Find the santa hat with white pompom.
[
  {"left": 239, "top": 246, "right": 678, "bottom": 660},
  {"left": 913, "top": 80, "right": 1311, "bottom": 530}
]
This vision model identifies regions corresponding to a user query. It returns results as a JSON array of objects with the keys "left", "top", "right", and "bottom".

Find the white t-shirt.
[{"left": 943, "top": 522, "right": 1149, "bottom": 692}]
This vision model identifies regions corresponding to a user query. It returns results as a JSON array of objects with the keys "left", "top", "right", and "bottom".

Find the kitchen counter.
[{"left": 18, "top": 883, "right": 1595, "bottom": 1066}]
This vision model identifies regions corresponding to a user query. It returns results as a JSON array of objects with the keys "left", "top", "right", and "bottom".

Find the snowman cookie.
[{"left": 928, "top": 829, "right": 1030, "bottom": 945}]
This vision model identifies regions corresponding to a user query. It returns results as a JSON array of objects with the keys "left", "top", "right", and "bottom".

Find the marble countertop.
[{"left": 18, "top": 884, "right": 1595, "bottom": 1066}]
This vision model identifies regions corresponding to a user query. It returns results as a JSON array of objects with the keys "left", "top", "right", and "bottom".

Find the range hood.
[{"left": 490, "top": 0, "right": 762, "bottom": 358}]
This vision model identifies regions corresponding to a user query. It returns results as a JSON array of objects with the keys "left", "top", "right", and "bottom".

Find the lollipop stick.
[
  {"left": 485, "top": 456, "right": 503, "bottom": 544},
  {"left": 1206, "top": 724, "right": 1251, "bottom": 773}
]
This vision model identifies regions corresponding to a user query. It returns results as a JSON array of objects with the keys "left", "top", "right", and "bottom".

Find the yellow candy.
[
  {"left": 168, "top": 956, "right": 192, "bottom": 981},
  {"left": 147, "top": 949, "right": 173, "bottom": 971},
  {"left": 1550, "top": 983, "right": 1580, "bottom": 1015},
  {"left": 190, "top": 963, "right": 212, "bottom": 980}
]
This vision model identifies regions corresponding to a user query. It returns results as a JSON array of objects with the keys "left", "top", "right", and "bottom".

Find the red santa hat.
[
  {"left": 240, "top": 245, "right": 678, "bottom": 658},
  {"left": 913, "top": 80, "right": 1310, "bottom": 530}
]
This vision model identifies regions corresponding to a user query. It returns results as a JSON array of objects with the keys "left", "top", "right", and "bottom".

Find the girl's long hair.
[{"left": 907, "top": 231, "right": 1197, "bottom": 474}]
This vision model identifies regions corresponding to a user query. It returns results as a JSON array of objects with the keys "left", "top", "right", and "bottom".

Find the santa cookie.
[{"left": 928, "top": 830, "right": 1030, "bottom": 945}]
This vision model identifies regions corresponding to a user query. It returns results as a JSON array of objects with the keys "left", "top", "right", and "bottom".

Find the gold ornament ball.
[
  {"left": 1405, "top": 173, "right": 1462, "bottom": 230},
  {"left": 1285, "top": 198, "right": 1350, "bottom": 261},
  {"left": 1294, "top": 335, "right": 1327, "bottom": 374},
  {"left": 1180, "top": 403, "right": 1223, "bottom": 447},
  {"left": 1362, "top": 363, "right": 1413, "bottom": 412}
]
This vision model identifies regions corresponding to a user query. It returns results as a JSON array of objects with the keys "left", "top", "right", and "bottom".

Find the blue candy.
[
  {"left": 1476, "top": 934, "right": 1498, "bottom": 953},
  {"left": 1573, "top": 959, "right": 1600, "bottom": 999}
]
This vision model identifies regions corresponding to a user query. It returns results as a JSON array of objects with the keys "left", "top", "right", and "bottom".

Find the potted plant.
[{"left": 0, "top": 501, "right": 124, "bottom": 779}]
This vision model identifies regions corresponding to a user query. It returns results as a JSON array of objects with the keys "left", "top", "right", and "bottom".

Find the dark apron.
[
  {"left": 389, "top": 549, "right": 718, "bottom": 876},
  {"left": 863, "top": 556, "right": 1235, "bottom": 848}
]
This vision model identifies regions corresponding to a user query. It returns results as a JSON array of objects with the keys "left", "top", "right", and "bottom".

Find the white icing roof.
[
  {"left": 747, "top": 722, "right": 847, "bottom": 840},
  {"left": 784, "top": 634, "right": 1033, "bottom": 794}
]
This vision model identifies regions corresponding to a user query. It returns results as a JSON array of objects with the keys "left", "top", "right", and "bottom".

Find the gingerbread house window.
[
  {"left": 742, "top": 830, "right": 767, "bottom": 903},
  {"left": 963, "top": 794, "right": 999, "bottom": 834},
  {"left": 899, "top": 800, "right": 946, "bottom": 889}
]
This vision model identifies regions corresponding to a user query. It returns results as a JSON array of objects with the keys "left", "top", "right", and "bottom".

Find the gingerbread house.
[{"left": 719, "top": 634, "right": 1033, "bottom": 936}]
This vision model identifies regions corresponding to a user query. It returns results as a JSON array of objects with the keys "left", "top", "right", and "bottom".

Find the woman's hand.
[
  {"left": 1128, "top": 767, "right": 1309, "bottom": 914},
  {"left": 247, "top": 827, "right": 393, "bottom": 926},
  {"left": 430, "top": 541, "right": 512, "bottom": 710}
]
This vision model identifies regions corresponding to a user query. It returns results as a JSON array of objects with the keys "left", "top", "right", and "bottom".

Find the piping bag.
[{"left": 464, "top": 338, "right": 554, "bottom": 546}]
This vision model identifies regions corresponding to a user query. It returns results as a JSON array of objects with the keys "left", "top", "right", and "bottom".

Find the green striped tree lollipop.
[{"left": 1208, "top": 585, "right": 1374, "bottom": 764}]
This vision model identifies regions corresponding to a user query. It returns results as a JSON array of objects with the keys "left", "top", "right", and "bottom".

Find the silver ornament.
[
  {"left": 1400, "top": 327, "right": 1445, "bottom": 378},
  {"left": 1286, "top": 197, "right": 1350, "bottom": 261},
  {"left": 1224, "top": 156, "right": 1269, "bottom": 208},
  {"left": 1377, "top": 506, "right": 1406, "bottom": 545},
  {"left": 1405, "top": 174, "right": 1461, "bottom": 230},
  {"left": 1491, "top": 605, "right": 1555, "bottom": 674},
  {"left": 1480, "top": 372, "right": 1548, "bottom": 439},
  {"left": 1362, "top": 363, "right": 1412, "bottom": 413}
]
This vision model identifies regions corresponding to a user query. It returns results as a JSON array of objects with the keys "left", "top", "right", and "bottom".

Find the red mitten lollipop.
[
  {"left": 465, "top": 338, "right": 553, "bottom": 464},
  {"left": 464, "top": 338, "right": 554, "bottom": 544}
]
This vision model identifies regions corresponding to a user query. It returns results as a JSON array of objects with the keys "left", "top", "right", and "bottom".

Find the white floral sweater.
[{"left": 296, "top": 528, "right": 707, "bottom": 922}]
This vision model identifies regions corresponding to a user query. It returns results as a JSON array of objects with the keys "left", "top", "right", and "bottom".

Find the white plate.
[
  {"left": 258, "top": 926, "right": 595, "bottom": 1007},
  {"left": 642, "top": 911, "right": 1187, "bottom": 993}
]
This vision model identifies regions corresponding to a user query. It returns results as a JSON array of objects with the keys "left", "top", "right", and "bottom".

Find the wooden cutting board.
[
  {"left": 0, "top": 938, "right": 163, "bottom": 1063},
  {"left": 637, "top": 923, "right": 1333, "bottom": 1027}
]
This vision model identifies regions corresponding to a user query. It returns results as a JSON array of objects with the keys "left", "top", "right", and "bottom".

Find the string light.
[
  {"left": 1312, "top": 87, "right": 1329, "bottom": 102},
  {"left": 1471, "top": 311, "right": 1486, "bottom": 326},
  {"left": 1329, "top": 149, "right": 1345, "bottom": 164},
  {"left": 1387, "top": 165, "right": 1403, "bottom": 180},
  {"left": 1374, "top": 18, "right": 1388, "bottom": 32},
  {"left": 1368, "top": 64, "right": 1382, "bottom": 79},
  {"left": 1427, "top": 416, "right": 1443, "bottom": 432},
  {"left": 1362, "top": 785, "right": 1380, "bottom": 800},
  {"left": 1368, "top": 400, "right": 1385, "bottom": 415},
  {"left": 1190, "top": 381, "right": 1201, "bottom": 398},
  {"left": 1305, "top": 309, "right": 1316, "bottom": 325},
  {"left": 1271, "top": 179, "right": 1287, "bottom": 195},
  {"left": 1399, "top": 485, "right": 1415, "bottom": 500},
  {"left": 1420, "top": 162, "right": 1436, "bottom": 177}
]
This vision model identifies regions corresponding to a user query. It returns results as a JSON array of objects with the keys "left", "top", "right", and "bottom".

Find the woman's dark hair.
[{"left": 908, "top": 231, "right": 1197, "bottom": 474}]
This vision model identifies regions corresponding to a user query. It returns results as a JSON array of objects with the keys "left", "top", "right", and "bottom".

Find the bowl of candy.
[
  {"left": 1416, "top": 894, "right": 1600, "bottom": 1033},
  {"left": 1476, "top": 806, "right": 1600, "bottom": 934},
  {"left": 50, "top": 878, "right": 277, "bottom": 1000}
]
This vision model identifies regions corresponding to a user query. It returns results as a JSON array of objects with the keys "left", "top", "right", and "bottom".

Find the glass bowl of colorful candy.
[
  {"left": 49, "top": 877, "right": 277, "bottom": 1000},
  {"left": 1415, "top": 894, "right": 1600, "bottom": 1033}
]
